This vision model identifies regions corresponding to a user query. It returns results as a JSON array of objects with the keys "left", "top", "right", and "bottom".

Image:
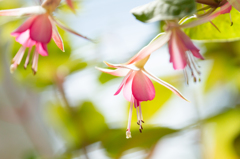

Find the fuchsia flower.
[
  {"left": 127, "top": 3, "right": 232, "bottom": 83},
  {"left": 96, "top": 56, "right": 189, "bottom": 138},
  {"left": 0, "top": 0, "right": 91, "bottom": 74}
]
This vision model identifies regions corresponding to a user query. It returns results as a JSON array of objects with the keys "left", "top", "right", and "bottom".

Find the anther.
[
  {"left": 126, "top": 131, "right": 132, "bottom": 139},
  {"left": 139, "top": 129, "right": 142, "bottom": 133},
  {"left": 141, "top": 120, "right": 145, "bottom": 123},
  {"left": 193, "top": 77, "right": 197, "bottom": 83},
  {"left": 10, "top": 64, "right": 17, "bottom": 74}
]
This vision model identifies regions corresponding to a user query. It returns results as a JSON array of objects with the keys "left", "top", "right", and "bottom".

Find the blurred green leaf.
[
  {"left": 204, "top": 108, "right": 240, "bottom": 159},
  {"left": 101, "top": 127, "right": 177, "bottom": 158},
  {"left": 131, "top": 0, "right": 196, "bottom": 23},
  {"left": 45, "top": 103, "right": 82, "bottom": 149},
  {"left": 22, "top": 150, "right": 38, "bottom": 159},
  {"left": 184, "top": 8, "right": 240, "bottom": 41},
  {"left": 45, "top": 101, "right": 108, "bottom": 150},
  {"left": 98, "top": 72, "right": 118, "bottom": 84},
  {"left": 0, "top": 0, "right": 22, "bottom": 10},
  {"left": 75, "top": 101, "right": 108, "bottom": 145},
  {"left": 204, "top": 42, "right": 240, "bottom": 92},
  {"left": 233, "top": 133, "right": 240, "bottom": 157}
]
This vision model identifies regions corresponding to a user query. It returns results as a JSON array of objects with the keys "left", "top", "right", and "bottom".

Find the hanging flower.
[
  {"left": 96, "top": 56, "right": 189, "bottom": 138},
  {"left": 0, "top": 0, "right": 91, "bottom": 74},
  {"left": 127, "top": 3, "right": 232, "bottom": 83}
]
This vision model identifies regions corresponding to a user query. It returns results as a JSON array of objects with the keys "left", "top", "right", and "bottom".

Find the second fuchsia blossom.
[
  {"left": 126, "top": 3, "right": 233, "bottom": 83},
  {"left": 0, "top": 0, "right": 91, "bottom": 74},
  {"left": 96, "top": 55, "right": 189, "bottom": 138}
]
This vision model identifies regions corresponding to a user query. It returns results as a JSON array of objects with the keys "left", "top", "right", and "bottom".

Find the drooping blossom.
[
  {"left": 0, "top": 0, "right": 91, "bottom": 74},
  {"left": 96, "top": 56, "right": 189, "bottom": 138},
  {"left": 127, "top": 3, "right": 232, "bottom": 83}
]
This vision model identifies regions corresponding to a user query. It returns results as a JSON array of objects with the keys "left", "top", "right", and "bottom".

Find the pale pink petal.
[
  {"left": 66, "top": 0, "right": 76, "bottom": 13},
  {"left": 30, "top": 14, "right": 52, "bottom": 43},
  {"left": 191, "top": 50, "right": 204, "bottom": 60},
  {"left": 14, "top": 30, "right": 30, "bottom": 45},
  {"left": 168, "top": 30, "right": 187, "bottom": 70},
  {"left": 95, "top": 67, "right": 130, "bottom": 77},
  {"left": 11, "top": 16, "right": 36, "bottom": 35},
  {"left": 132, "top": 70, "right": 155, "bottom": 101},
  {"left": 175, "top": 28, "right": 204, "bottom": 60},
  {"left": 180, "top": 2, "right": 232, "bottom": 29},
  {"left": 123, "top": 72, "right": 136, "bottom": 102},
  {"left": 228, "top": 0, "right": 240, "bottom": 12},
  {"left": 0, "top": 8, "right": 23, "bottom": 16},
  {"left": 50, "top": 17, "right": 92, "bottom": 41},
  {"left": 114, "top": 71, "right": 132, "bottom": 95},
  {"left": 51, "top": 20, "right": 64, "bottom": 51},
  {"left": 127, "top": 32, "right": 170, "bottom": 64},
  {"left": 36, "top": 43, "right": 48, "bottom": 56},
  {"left": 0, "top": 6, "right": 46, "bottom": 16},
  {"left": 25, "top": 39, "right": 36, "bottom": 47},
  {"left": 14, "top": 30, "right": 36, "bottom": 47},
  {"left": 104, "top": 61, "right": 139, "bottom": 71},
  {"left": 175, "top": 28, "right": 199, "bottom": 51},
  {"left": 221, "top": 3, "right": 232, "bottom": 14},
  {"left": 142, "top": 69, "right": 189, "bottom": 102}
]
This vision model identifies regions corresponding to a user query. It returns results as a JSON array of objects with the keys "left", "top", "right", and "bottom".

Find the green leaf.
[
  {"left": 233, "top": 133, "right": 240, "bottom": 157},
  {"left": 184, "top": 8, "right": 240, "bottom": 41},
  {"left": 101, "top": 127, "right": 177, "bottom": 158},
  {"left": 45, "top": 101, "right": 108, "bottom": 150},
  {"left": 98, "top": 72, "right": 118, "bottom": 84},
  {"left": 75, "top": 101, "right": 109, "bottom": 145},
  {"left": 203, "top": 42, "right": 240, "bottom": 92},
  {"left": 204, "top": 108, "right": 240, "bottom": 159},
  {"left": 131, "top": 0, "right": 196, "bottom": 23}
]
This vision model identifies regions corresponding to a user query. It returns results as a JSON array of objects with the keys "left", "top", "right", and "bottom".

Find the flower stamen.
[
  {"left": 24, "top": 46, "right": 32, "bottom": 69},
  {"left": 126, "top": 97, "right": 134, "bottom": 139},
  {"left": 32, "top": 49, "right": 39, "bottom": 75},
  {"left": 10, "top": 46, "right": 26, "bottom": 73},
  {"left": 185, "top": 52, "right": 202, "bottom": 83}
]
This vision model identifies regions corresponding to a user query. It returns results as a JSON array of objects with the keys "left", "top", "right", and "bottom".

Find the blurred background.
[{"left": 1, "top": 0, "right": 240, "bottom": 159}]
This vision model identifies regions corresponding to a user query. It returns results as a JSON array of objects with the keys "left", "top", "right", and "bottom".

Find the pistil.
[{"left": 126, "top": 98, "right": 134, "bottom": 139}]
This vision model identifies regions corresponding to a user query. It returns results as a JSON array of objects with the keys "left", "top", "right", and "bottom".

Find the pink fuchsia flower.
[
  {"left": 0, "top": 0, "right": 91, "bottom": 74},
  {"left": 96, "top": 56, "right": 189, "bottom": 138},
  {"left": 127, "top": 3, "right": 232, "bottom": 83}
]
